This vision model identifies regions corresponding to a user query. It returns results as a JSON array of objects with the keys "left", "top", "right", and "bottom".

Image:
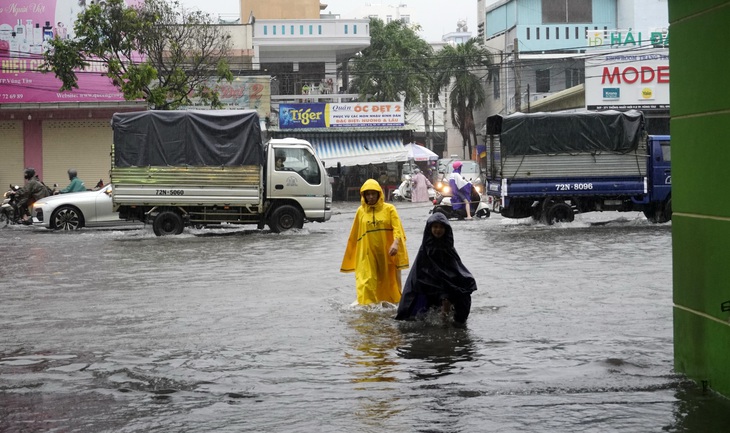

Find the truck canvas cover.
[
  {"left": 112, "top": 110, "right": 263, "bottom": 167},
  {"left": 486, "top": 110, "right": 644, "bottom": 156}
]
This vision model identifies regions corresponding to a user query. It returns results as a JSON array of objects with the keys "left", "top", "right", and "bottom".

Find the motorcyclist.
[
  {"left": 15, "top": 168, "right": 49, "bottom": 225},
  {"left": 448, "top": 161, "right": 473, "bottom": 220},
  {"left": 58, "top": 168, "right": 86, "bottom": 193}
]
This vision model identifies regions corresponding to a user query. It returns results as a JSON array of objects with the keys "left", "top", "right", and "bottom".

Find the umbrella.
[{"left": 404, "top": 143, "right": 439, "bottom": 161}]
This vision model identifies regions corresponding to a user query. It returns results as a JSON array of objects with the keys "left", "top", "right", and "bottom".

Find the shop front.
[{"left": 273, "top": 102, "right": 413, "bottom": 200}]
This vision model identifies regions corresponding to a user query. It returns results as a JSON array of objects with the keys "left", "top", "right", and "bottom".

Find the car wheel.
[
  {"left": 50, "top": 205, "right": 84, "bottom": 230},
  {"left": 269, "top": 204, "right": 304, "bottom": 233},
  {"left": 153, "top": 210, "right": 184, "bottom": 236}
]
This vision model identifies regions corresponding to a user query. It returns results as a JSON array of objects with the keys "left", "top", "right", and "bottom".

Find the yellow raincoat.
[{"left": 341, "top": 179, "right": 409, "bottom": 305}]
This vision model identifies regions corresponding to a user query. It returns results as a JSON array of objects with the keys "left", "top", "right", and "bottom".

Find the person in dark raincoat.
[
  {"left": 395, "top": 212, "right": 477, "bottom": 325},
  {"left": 341, "top": 179, "right": 410, "bottom": 305}
]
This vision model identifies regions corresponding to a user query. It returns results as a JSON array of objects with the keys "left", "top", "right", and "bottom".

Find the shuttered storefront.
[
  {"left": 42, "top": 120, "right": 114, "bottom": 189},
  {"left": 0, "top": 121, "right": 24, "bottom": 189}
]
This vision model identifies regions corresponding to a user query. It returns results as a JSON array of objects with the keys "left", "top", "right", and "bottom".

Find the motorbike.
[
  {"left": 430, "top": 186, "right": 491, "bottom": 219},
  {"left": 1, "top": 185, "right": 22, "bottom": 225},
  {"left": 392, "top": 175, "right": 437, "bottom": 202}
]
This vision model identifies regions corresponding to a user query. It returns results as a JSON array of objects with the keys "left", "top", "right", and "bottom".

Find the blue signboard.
[{"left": 279, "top": 103, "right": 327, "bottom": 129}]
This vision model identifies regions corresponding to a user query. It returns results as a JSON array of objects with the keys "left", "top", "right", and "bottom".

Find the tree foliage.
[
  {"left": 43, "top": 0, "right": 233, "bottom": 109},
  {"left": 434, "top": 38, "right": 493, "bottom": 159},
  {"left": 349, "top": 18, "right": 433, "bottom": 107}
]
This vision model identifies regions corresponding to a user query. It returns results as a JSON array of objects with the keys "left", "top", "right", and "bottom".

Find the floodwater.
[{"left": 1, "top": 202, "right": 729, "bottom": 432}]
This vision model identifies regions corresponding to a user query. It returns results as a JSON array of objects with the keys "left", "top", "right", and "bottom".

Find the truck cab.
[
  {"left": 642, "top": 135, "right": 671, "bottom": 222},
  {"left": 266, "top": 138, "right": 332, "bottom": 231}
]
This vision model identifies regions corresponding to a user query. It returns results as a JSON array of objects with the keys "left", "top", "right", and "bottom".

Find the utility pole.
[
  {"left": 423, "top": 94, "right": 432, "bottom": 150},
  {"left": 513, "top": 37, "right": 521, "bottom": 113}
]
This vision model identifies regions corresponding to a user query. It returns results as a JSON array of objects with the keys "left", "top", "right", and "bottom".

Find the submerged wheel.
[
  {"left": 545, "top": 202, "right": 574, "bottom": 225},
  {"left": 663, "top": 197, "right": 672, "bottom": 222},
  {"left": 475, "top": 208, "right": 491, "bottom": 218},
  {"left": 153, "top": 210, "right": 184, "bottom": 236},
  {"left": 50, "top": 205, "right": 84, "bottom": 230},
  {"left": 269, "top": 204, "right": 304, "bottom": 233}
]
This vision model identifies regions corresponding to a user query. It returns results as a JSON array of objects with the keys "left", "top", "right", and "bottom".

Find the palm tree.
[{"left": 434, "top": 38, "right": 493, "bottom": 159}]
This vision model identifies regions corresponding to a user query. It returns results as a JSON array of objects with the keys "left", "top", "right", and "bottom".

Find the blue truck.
[{"left": 484, "top": 110, "right": 671, "bottom": 224}]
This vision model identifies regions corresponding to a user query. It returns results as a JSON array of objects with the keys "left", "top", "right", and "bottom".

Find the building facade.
[{"left": 477, "top": 0, "right": 669, "bottom": 134}]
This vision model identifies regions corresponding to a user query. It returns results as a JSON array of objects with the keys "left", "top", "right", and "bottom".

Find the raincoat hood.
[
  {"left": 422, "top": 212, "right": 454, "bottom": 249},
  {"left": 360, "top": 178, "right": 385, "bottom": 209}
]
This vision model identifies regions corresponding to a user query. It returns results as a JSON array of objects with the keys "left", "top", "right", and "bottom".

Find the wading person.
[
  {"left": 395, "top": 212, "right": 477, "bottom": 326},
  {"left": 341, "top": 179, "right": 410, "bottom": 305}
]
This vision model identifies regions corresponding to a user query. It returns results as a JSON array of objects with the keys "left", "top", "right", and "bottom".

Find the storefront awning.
[{"left": 308, "top": 135, "right": 409, "bottom": 167}]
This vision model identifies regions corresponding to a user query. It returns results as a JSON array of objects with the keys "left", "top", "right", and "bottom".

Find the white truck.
[{"left": 110, "top": 110, "right": 332, "bottom": 236}]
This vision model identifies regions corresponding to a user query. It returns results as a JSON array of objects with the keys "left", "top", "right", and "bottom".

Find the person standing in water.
[
  {"left": 341, "top": 179, "right": 410, "bottom": 305},
  {"left": 395, "top": 212, "right": 477, "bottom": 326}
]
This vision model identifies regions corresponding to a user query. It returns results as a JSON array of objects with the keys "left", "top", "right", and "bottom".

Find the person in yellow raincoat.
[{"left": 341, "top": 179, "right": 410, "bottom": 305}]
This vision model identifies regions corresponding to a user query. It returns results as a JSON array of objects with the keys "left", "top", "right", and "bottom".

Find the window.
[
  {"left": 542, "top": 0, "right": 592, "bottom": 24},
  {"left": 309, "top": 25, "right": 313, "bottom": 35},
  {"left": 273, "top": 148, "right": 322, "bottom": 185},
  {"left": 386, "top": 15, "right": 392, "bottom": 23},
  {"left": 401, "top": 15, "right": 411, "bottom": 24},
  {"left": 291, "top": 25, "right": 294, "bottom": 35},
  {"left": 273, "top": 26, "right": 276, "bottom": 35},
  {"left": 344, "top": 24, "right": 348, "bottom": 34},
  {"left": 318, "top": 25, "right": 322, "bottom": 35},
  {"left": 527, "top": 27, "right": 530, "bottom": 40},
  {"left": 537, "top": 27, "right": 540, "bottom": 39},
  {"left": 565, "top": 68, "right": 584, "bottom": 87},
  {"left": 536, "top": 69, "right": 550, "bottom": 93},
  {"left": 300, "top": 25, "right": 304, "bottom": 35},
  {"left": 263, "top": 25, "right": 267, "bottom": 36},
  {"left": 353, "top": 25, "right": 357, "bottom": 34}
]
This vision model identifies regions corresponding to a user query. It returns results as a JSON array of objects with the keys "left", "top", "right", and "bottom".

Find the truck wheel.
[
  {"left": 663, "top": 198, "right": 672, "bottom": 222},
  {"left": 269, "top": 204, "right": 304, "bottom": 233},
  {"left": 643, "top": 205, "right": 659, "bottom": 223},
  {"left": 153, "top": 210, "right": 184, "bottom": 236},
  {"left": 545, "top": 202, "right": 574, "bottom": 225}
]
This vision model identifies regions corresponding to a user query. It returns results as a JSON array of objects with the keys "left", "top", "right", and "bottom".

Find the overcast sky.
[{"left": 182, "top": 0, "right": 481, "bottom": 42}]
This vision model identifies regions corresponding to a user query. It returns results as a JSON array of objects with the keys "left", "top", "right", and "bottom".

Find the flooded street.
[{"left": 1, "top": 202, "right": 729, "bottom": 432}]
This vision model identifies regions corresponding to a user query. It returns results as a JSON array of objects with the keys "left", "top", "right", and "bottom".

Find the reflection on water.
[
  {"left": 396, "top": 316, "right": 477, "bottom": 381},
  {"left": 347, "top": 308, "right": 403, "bottom": 384}
]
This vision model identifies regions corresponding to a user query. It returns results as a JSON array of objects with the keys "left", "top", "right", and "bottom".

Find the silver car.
[{"left": 32, "top": 184, "right": 131, "bottom": 230}]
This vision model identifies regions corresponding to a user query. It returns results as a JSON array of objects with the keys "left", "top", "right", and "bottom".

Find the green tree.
[
  {"left": 434, "top": 38, "right": 493, "bottom": 159},
  {"left": 43, "top": 0, "right": 233, "bottom": 109},
  {"left": 349, "top": 18, "right": 433, "bottom": 107}
]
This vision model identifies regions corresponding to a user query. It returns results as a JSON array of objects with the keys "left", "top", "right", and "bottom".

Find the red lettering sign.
[{"left": 602, "top": 66, "right": 670, "bottom": 84}]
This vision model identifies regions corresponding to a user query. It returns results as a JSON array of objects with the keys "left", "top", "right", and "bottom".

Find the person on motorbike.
[
  {"left": 15, "top": 168, "right": 49, "bottom": 225},
  {"left": 448, "top": 161, "right": 473, "bottom": 220},
  {"left": 58, "top": 168, "right": 86, "bottom": 194}
]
